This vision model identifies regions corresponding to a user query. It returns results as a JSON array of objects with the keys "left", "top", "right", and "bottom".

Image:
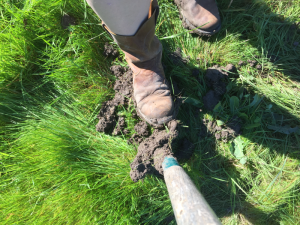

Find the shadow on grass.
[{"left": 157, "top": 0, "right": 299, "bottom": 224}]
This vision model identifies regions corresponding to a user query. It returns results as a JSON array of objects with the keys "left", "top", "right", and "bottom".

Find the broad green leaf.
[
  {"left": 249, "top": 94, "right": 263, "bottom": 112},
  {"left": 213, "top": 102, "right": 222, "bottom": 113},
  {"left": 254, "top": 117, "right": 261, "bottom": 123},
  {"left": 231, "top": 136, "right": 247, "bottom": 164},
  {"left": 234, "top": 136, "right": 244, "bottom": 159},
  {"left": 184, "top": 97, "right": 202, "bottom": 108},
  {"left": 238, "top": 113, "right": 248, "bottom": 121},
  {"left": 216, "top": 120, "right": 225, "bottom": 126},
  {"left": 226, "top": 82, "right": 233, "bottom": 92},
  {"left": 240, "top": 156, "right": 247, "bottom": 165},
  {"left": 230, "top": 96, "right": 239, "bottom": 114},
  {"left": 266, "top": 104, "right": 273, "bottom": 111},
  {"left": 244, "top": 123, "right": 261, "bottom": 129}
]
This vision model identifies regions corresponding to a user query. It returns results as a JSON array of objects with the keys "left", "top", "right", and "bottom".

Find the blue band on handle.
[{"left": 162, "top": 156, "right": 180, "bottom": 171}]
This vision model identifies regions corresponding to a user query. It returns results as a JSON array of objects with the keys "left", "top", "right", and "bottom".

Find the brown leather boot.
[
  {"left": 174, "top": 0, "right": 221, "bottom": 36},
  {"left": 103, "top": 1, "right": 175, "bottom": 127}
]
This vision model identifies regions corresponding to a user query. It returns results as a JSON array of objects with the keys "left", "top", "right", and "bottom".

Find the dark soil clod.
[
  {"left": 249, "top": 60, "right": 257, "bottom": 67},
  {"left": 103, "top": 42, "right": 119, "bottom": 59},
  {"left": 256, "top": 64, "right": 262, "bottom": 70},
  {"left": 128, "top": 133, "right": 144, "bottom": 145},
  {"left": 113, "top": 117, "right": 126, "bottom": 136},
  {"left": 203, "top": 90, "right": 220, "bottom": 111},
  {"left": 61, "top": 14, "right": 76, "bottom": 29},
  {"left": 134, "top": 121, "right": 150, "bottom": 137},
  {"left": 238, "top": 60, "right": 245, "bottom": 66},
  {"left": 130, "top": 120, "right": 179, "bottom": 182},
  {"left": 202, "top": 64, "right": 233, "bottom": 111},
  {"left": 169, "top": 47, "right": 189, "bottom": 65},
  {"left": 96, "top": 101, "right": 117, "bottom": 133},
  {"left": 225, "top": 64, "right": 237, "bottom": 74},
  {"left": 96, "top": 66, "right": 133, "bottom": 133}
]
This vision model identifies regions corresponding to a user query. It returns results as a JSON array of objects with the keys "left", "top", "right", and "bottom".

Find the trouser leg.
[
  {"left": 87, "top": 0, "right": 175, "bottom": 126},
  {"left": 86, "top": 0, "right": 150, "bottom": 36}
]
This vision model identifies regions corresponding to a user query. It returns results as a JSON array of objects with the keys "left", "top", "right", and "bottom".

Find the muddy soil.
[
  {"left": 103, "top": 42, "right": 119, "bottom": 59},
  {"left": 96, "top": 44, "right": 247, "bottom": 182},
  {"left": 61, "top": 14, "right": 76, "bottom": 29},
  {"left": 96, "top": 65, "right": 133, "bottom": 133},
  {"left": 127, "top": 121, "right": 151, "bottom": 145},
  {"left": 202, "top": 64, "right": 237, "bottom": 111},
  {"left": 95, "top": 59, "right": 193, "bottom": 182},
  {"left": 130, "top": 120, "right": 178, "bottom": 182},
  {"left": 96, "top": 100, "right": 117, "bottom": 133},
  {"left": 169, "top": 47, "right": 189, "bottom": 65}
]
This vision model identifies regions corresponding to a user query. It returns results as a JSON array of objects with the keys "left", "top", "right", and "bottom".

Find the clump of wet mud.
[
  {"left": 200, "top": 63, "right": 244, "bottom": 141},
  {"left": 61, "top": 14, "right": 76, "bottom": 29},
  {"left": 96, "top": 65, "right": 133, "bottom": 133},
  {"left": 96, "top": 101, "right": 117, "bottom": 133},
  {"left": 113, "top": 117, "right": 129, "bottom": 136},
  {"left": 169, "top": 47, "right": 189, "bottom": 65},
  {"left": 103, "top": 42, "right": 119, "bottom": 59},
  {"left": 202, "top": 64, "right": 237, "bottom": 111},
  {"left": 127, "top": 121, "right": 151, "bottom": 145},
  {"left": 130, "top": 120, "right": 179, "bottom": 182}
]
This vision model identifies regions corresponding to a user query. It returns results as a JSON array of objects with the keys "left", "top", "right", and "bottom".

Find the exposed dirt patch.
[
  {"left": 238, "top": 60, "right": 246, "bottom": 66},
  {"left": 127, "top": 121, "right": 150, "bottom": 145},
  {"left": 96, "top": 60, "right": 192, "bottom": 182},
  {"left": 61, "top": 14, "right": 76, "bottom": 29},
  {"left": 130, "top": 120, "right": 178, "bottom": 182},
  {"left": 203, "top": 90, "right": 220, "bottom": 111},
  {"left": 169, "top": 47, "right": 189, "bottom": 65},
  {"left": 96, "top": 46, "right": 246, "bottom": 182},
  {"left": 112, "top": 117, "right": 126, "bottom": 136},
  {"left": 95, "top": 101, "right": 117, "bottom": 133},
  {"left": 96, "top": 65, "right": 133, "bottom": 133},
  {"left": 103, "top": 42, "right": 119, "bottom": 59},
  {"left": 134, "top": 121, "right": 150, "bottom": 136},
  {"left": 202, "top": 64, "right": 237, "bottom": 111}
]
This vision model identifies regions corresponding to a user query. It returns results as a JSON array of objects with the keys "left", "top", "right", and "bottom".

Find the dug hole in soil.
[{"left": 96, "top": 45, "right": 245, "bottom": 182}]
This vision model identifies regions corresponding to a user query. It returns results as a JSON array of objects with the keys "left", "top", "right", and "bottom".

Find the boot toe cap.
[{"left": 138, "top": 95, "right": 174, "bottom": 125}]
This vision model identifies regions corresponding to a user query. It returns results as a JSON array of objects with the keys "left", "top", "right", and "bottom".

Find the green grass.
[{"left": 1, "top": 0, "right": 300, "bottom": 224}]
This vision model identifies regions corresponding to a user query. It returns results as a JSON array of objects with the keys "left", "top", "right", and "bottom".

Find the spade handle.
[{"left": 162, "top": 156, "right": 222, "bottom": 225}]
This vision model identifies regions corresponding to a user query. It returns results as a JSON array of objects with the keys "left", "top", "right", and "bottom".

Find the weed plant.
[{"left": 1, "top": 0, "right": 300, "bottom": 224}]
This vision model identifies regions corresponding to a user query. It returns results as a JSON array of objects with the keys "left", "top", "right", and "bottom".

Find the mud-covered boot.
[
  {"left": 103, "top": 1, "right": 175, "bottom": 127},
  {"left": 174, "top": 0, "right": 221, "bottom": 36}
]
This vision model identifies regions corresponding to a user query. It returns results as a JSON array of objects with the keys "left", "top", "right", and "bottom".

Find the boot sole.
[
  {"left": 174, "top": 0, "right": 221, "bottom": 37},
  {"left": 181, "top": 16, "right": 221, "bottom": 37},
  {"left": 137, "top": 107, "right": 174, "bottom": 128}
]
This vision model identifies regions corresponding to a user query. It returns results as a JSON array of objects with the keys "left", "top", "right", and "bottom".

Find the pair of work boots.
[{"left": 104, "top": 0, "right": 221, "bottom": 127}]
